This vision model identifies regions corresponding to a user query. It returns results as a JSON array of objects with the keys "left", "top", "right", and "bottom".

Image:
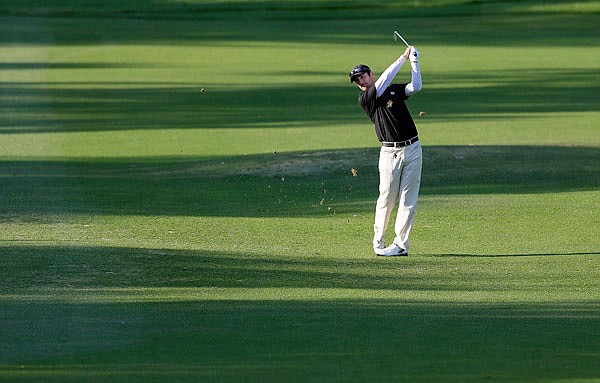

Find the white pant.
[{"left": 373, "top": 142, "right": 422, "bottom": 251}]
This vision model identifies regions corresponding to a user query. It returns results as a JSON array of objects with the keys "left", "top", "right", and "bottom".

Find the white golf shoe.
[{"left": 374, "top": 243, "right": 408, "bottom": 257}]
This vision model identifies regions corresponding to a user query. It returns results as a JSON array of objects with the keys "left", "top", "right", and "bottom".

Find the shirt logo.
[
  {"left": 390, "top": 91, "right": 396, "bottom": 95},
  {"left": 386, "top": 100, "right": 393, "bottom": 108}
]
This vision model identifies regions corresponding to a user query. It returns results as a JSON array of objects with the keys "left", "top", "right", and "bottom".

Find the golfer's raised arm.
[
  {"left": 375, "top": 47, "right": 413, "bottom": 96},
  {"left": 375, "top": 47, "right": 411, "bottom": 97},
  {"left": 405, "top": 46, "right": 422, "bottom": 96}
]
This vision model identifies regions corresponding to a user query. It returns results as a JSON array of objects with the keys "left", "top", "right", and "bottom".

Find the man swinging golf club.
[{"left": 349, "top": 39, "right": 422, "bottom": 256}]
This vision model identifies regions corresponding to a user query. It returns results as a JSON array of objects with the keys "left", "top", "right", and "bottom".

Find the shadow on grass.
[
  {"left": 2, "top": 244, "right": 598, "bottom": 291},
  {"left": 431, "top": 251, "right": 600, "bottom": 257},
  {"left": 2, "top": 245, "right": 600, "bottom": 381},
  {"left": 0, "top": 244, "right": 515, "bottom": 291},
  {"left": 1, "top": 67, "right": 597, "bottom": 133},
  {"left": 3, "top": 300, "right": 599, "bottom": 382},
  {"left": 2, "top": 300, "right": 600, "bottom": 383},
  {"left": 1, "top": 145, "right": 598, "bottom": 218},
  {"left": 0, "top": 82, "right": 355, "bottom": 134},
  {"left": 0, "top": 2, "right": 598, "bottom": 48},
  {"left": 1, "top": 244, "right": 406, "bottom": 290}
]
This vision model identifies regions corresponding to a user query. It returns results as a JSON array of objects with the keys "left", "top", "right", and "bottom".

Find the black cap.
[{"left": 349, "top": 64, "right": 371, "bottom": 83}]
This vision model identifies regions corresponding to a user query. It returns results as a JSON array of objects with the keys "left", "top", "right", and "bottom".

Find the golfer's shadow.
[{"left": 428, "top": 251, "right": 600, "bottom": 257}]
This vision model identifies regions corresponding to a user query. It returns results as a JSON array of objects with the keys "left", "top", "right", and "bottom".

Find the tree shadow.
[
  {"left": 0, "top": 81, "right": 354, "bottom": 134},
  {"left": 1, "top": 244, "right": 407, "bottom": 291},
  {"left": 1, "top": 145, "right": 598, "bottom": 218},
  {"left": 2, "top": 244, "right": 600, "bottom": 380},
  {"left": 3, "top": 298, "right": 599, "bottom": 382},
  {"left": 3, "top": 244, "right": 599, "bottom": 292},
  {"left": 0, "top": 1, "right": 598, "bottom": 47},
  {"left": 1, "top": 66, "right": 596, "bottom": 134}
]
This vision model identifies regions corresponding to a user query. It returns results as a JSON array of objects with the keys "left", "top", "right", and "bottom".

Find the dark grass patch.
[
  {"left": 2, "top": 145, "right": 598, "bottom": 218},
  {"left": 2, "top": 297, "right": 600, "bottom": 382}
]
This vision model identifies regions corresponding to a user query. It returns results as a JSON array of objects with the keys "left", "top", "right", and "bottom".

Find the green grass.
[{"left": 1, "top": 0, "right": 600, "bottom": 382}]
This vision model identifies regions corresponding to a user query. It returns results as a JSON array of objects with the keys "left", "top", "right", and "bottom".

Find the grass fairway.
[{"left": 1, "top": 1, "right": 600, "bottom": 382}]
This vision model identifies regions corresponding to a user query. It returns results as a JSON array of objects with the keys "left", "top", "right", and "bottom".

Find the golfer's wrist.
[{"left": 396, "top": 55, "right": 407, "bottom": 67}]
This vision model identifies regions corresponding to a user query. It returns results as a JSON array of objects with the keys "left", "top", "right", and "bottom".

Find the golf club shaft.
[{"left": 393, "top": 31, "right": 410, "bottom": 47}]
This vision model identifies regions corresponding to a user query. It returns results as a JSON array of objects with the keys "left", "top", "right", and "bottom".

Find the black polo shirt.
[{"left": 358, "top": 83, "right": 418, "bottom": 143}]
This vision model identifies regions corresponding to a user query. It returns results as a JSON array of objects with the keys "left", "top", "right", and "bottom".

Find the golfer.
[{"left": 349, "top": 45, "right": 422, "bottom": 256}]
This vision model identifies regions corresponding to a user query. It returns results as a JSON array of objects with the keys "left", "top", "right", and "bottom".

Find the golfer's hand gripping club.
[{"left": 409, "top": 46, "right": 419, "bottom": 62}]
